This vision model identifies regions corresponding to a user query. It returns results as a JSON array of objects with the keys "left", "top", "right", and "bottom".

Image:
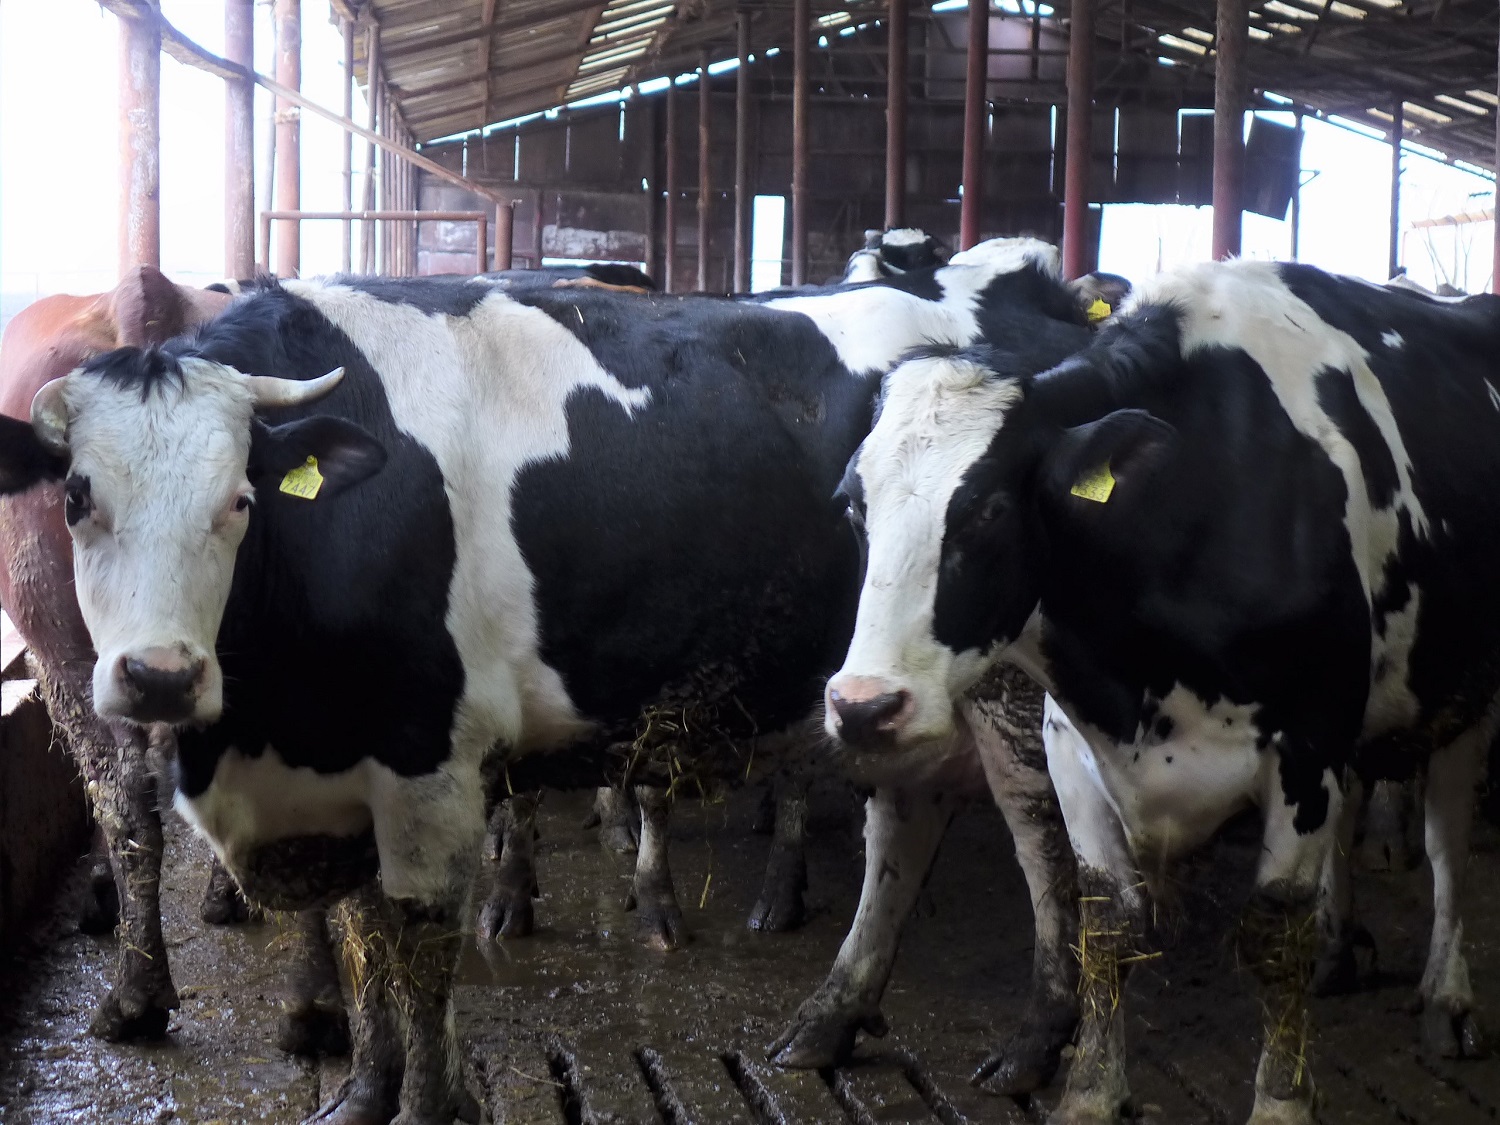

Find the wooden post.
[
  {"left": 224, "top": 0, "right": 255, "bottom": 278},
  {"left": 1389, "top": 97, "right": 1403, "bottom": 279},
  {"left": 119, "top": 7, "right": 161, "bottom": 273},
  {"left": 1211, "top": 0, "right": 1247, "bottom": 261},
  {"left": 960, "top": 0, "right": 988, "bottom": 249},
  {"left": 341, "top": 17, "right": 355, "bottom": 272},
  {"left": 733, "top": 12, "right": 752, "bottom": 292},
  {"left": 273, "top": 0, "right": 302, "bottom": 277},
  {"left": 362, "top": 24, "right": 380, "bottom": 273},
  {"left": 698, "top": 50, "right": 713, "bottom": 292},
  {"left": 1062, "top": 0, "right": 1093, "bottom": 279},
  {"left": 885, "top": 0, "right": 909, "bottom": 230},
  {"left": 791, "top": 0, "right": 810, "bottom": 284},
  {"left": 665, "top": 78, "right": 679, "bottom": 292}
]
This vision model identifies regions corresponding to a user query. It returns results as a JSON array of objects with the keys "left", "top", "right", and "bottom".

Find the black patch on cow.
[
  {"left": 81, "top": 346, "right": 186, "bottom": 400},
  {"left": 164, "top": 284, "right": 465, "bottom": 792},
  {"left": 334, "top": 273, "right": 494, "bottom": 318},
  {"left": 0, "top": 415, "right": 68, "bottom": 496},
  {"left": 1315, "top": 366, "right": 1397, "bottom": 509},
  {"left": 1153, "top": 714, "right": 1174, "bottom": 740}
]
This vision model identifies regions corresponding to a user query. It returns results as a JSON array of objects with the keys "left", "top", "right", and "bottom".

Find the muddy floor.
[{"left": 3, "top": 785, "right": 1500, "bottom": 1124}]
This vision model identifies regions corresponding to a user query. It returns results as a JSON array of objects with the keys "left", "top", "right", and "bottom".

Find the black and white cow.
[
  {"left": 0, "top": 241, "right": 1096, "bottom": 1122},
  {"left": 826, "top": 258, "right": 1500, "bottom": 1123},
  {"left": 842, "top": 228, "right": 952, "bottom": 283}
]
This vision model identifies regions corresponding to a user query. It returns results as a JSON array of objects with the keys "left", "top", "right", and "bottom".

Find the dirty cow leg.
[
  {"left": 277, "top": 908, "right": 351, "bottom": 1058},
  {"left": 77, "top": 827, "right": 121, "bottom": 935},
  {"left": 625, "top": 784, "right": 688, "bottom": 950},
  {"left": 771, "top": 786, "right": 959, "bottom": 1068},
  {"left": 1313, "top": 772, "right": 1375, "bottom": 997},
  {"left": 588, "top": 785, "right": 640, "bottom": 854},
  {"left": 476, "top": 792, "right": 541, "bottom": 941},
  {"left": 200, "top": 854, "right": 253, "bottom": 925},
  {"left": 748, "top": 771, "right": 810, "bottom": 933},
  {"left": 964, "top": 683, "right": 1081, "bottom": 1097},
  {"left": 1418, "top": 726, "right": 1489, "bottom": 1061},
  {"left": 1043, "top": 701, "right": 1144, "bottom": 1124}
]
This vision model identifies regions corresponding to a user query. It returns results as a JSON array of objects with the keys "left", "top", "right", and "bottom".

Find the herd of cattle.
[{"left": 0, "top": 226, "right": 1495, "bottom": 1125}]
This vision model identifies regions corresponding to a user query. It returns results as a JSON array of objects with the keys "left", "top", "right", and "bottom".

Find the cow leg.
[
  {"left": 1044, "top": 704, "right": 1144, "bottom": 1124},
  {"left": 277, "top": 908, "right": 351, "bottom": 1058},
  {"left": 965, "top": 692, "right": 1081, "bottom": 1098},
  {"left": 476, "top": 792, "right": 541, "bottom": 941},
  {"left": 591, "top": 785, "right": 640, "bottom": 854},
  {"left": 77, "top": 826, "right": 121, "bottom": 935},
  {"left": 310, "top": 890, "right": 404, "bottom": 1125},
  {"left": 770, "top": 786, "right": 958, "bottom": 1068},
  {"left": 1239, "top": 765, "right": 1342, "bottom": 1125},
  {"left": 200, "top": 855, "right": 253, "bottom": 925},
  {"left": 748, "top": 773, "right": 810, "bottom": 933},
  {"left": 624, "top": 784, "right": 687, "bottom": 950},
  {"left": 1360, "top": 778, "right": 1423, "bottom": 873},
  {"left": 1313, "top": 772, "right": 1375, "bottom": 996},
  {"left": 1418, "top": 727, "right": 1489, "bottom": 1060}
]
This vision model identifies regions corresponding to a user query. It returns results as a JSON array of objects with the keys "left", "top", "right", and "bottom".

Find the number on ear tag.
[
  {"left": 1086, "top": 298, "right": 1112, "bottom": 324},
  {"left": 1070, "top": 462, "right": 1115, "bottom": 503},
  {"left": 279, "top": 455, "right": 324, "bottom": 500}
]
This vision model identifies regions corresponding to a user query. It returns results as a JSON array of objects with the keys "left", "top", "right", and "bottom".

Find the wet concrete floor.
[{"left": 3, "top": 786, "right": 1500, "bottom": 1123}]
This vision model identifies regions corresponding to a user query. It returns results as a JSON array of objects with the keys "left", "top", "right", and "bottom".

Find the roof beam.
[{"left": 382, "top": 0, "right": 604, "bottom": 63}]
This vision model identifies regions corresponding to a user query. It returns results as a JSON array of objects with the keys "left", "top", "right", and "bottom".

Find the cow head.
[
  {"left": 0, "top": 346, "right": 385, "bottom": 726},
  {"left": 826, "top": 337, "right": 1175, "bottom": 749}
]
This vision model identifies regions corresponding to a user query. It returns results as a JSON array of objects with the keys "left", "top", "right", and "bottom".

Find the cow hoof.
[
  {"left": 304, "top": 1077, "right": 397, "bottom": 1125},
  {"left": 747, "top": 853, "right": 808, "bottom": 933},
  {"left": 477, "top": 884, "right": 535, "bottom": 941},
  {"left": 200, "top": 865, "right": 251, "bottom": 926},
  {"left": 600, "top": 823, "right": 639, "bottom": 855},
  {"left": 1246, "top": 1091, "right": 1316, "bottom": 1125},
  {"left": 88, "top": 988, "right": 175, "bottom": 1042},
  {"left": 77, "top": 863, "right": 120, "bottom": 935},
  {"left": 768, "top": 1004, "right": 887, "bottom": 1069},
  {"left": 624, "top": 879, "right": 687, "bottom": 951},
  {"left": 277, "top": 1001, "right": 351, "bottom": 1058},
  {"left": 1312, "top": 925, "right": 1376, "bottom": 997},
  {"left": 972, "top": 1024, "right": 1072, "bottom": 1096},
  {"left": 388, "top": 1088, "right": 481, "bottom": 1125},
  {"left": 1045, "top": 1096, "right": 1134, "bottom": 1124},
  {"left": 1422, "top": 1002, "right": 1489, "bottom": 1061}
]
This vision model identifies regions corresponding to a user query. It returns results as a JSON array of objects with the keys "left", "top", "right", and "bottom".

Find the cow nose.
[
  {"left": 118, "top": 650, "right": 204, "bottom": 722},
  {"left": 829, "top": 688, "right": 912, "bottom": 745}
]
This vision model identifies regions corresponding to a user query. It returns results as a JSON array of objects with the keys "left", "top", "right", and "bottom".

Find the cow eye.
[
  {"left": 63, "top": 477, "right": 92, "bottom": 526},
  {"left": 975, "top": 495, "right": 1007, "bottom": 525},
  {"left": 233, "top": 494, "right": 254, "bottom": 513}
]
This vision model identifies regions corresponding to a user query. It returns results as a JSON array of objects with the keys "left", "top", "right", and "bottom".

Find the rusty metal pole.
[
  {"left": 341, "top": 17, "right": 355, "bottom": 272},
  {"left": 496, "top": 201, "right": 515, "bottom": 270},
  {"left": 1062, "top": 0, "right": 1093, "bottom": 279},
  {"left": 698, "top": 50, "right": 713, "bottom": 292},
  {"left": 224, "top": 0, "right": 255, "bottom": 278},
  {"left": 118, "top": 7, "right": 161, "bottom": 273},
  {"left": 1211, "top": 0, "right": 1247, "bottom": 261},
  {"left": 885, "top": 0, "right": 909, "bottom": 230},
  {"left": 791, "top": 0, "right": 810, "bottom": 284},
  {"left": 665, "top": 78, "right": 679, "bottom": 292},
  {"left": 362, "top": 25, "right": 380, "bottom": 273},
  {"left": 273, "top": 0, "right": 302, "bottom": 277},
  {"left": 960, "top": 0, "right": 988, "bottom": 250},
  {"left": 733, "top": 12, "right": 752, "bottom": 292},
  {"left": 1388, "top": 97, "right": 1403, "bottom": 279}
]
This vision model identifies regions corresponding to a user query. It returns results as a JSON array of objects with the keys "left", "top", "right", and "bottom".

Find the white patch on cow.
[
  {"left": 1129, "top": 260, "right": 1430, "bottom": 736},
  {"left": 842, "top": 250, "right": 883, "bottom": 284},
  {"left": 771, "top": 236, "right": 1058, "bottom": 375},
  {"left": 60, "top": 357, "right": 255, "bottom": 722},
  {"left": 1382, "top": 329, "right": 1404, "bottom": 350},
  {"left": 826, "top": 354, "right": 1022, "bottom": 742},
  {"left": 1485, "top": 379, "right": 1500, "bottom": 412},
  {"left": 881, "top": 228, "right": 930, "bottom": 248}
]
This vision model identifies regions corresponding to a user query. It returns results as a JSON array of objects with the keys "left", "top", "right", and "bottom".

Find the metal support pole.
[
  {"left": 273, "top": 0, "right": 302, "bottom": 277},
  {"left": 496, "top": 201, "right": 515, "bottom": 270},
  {"left": 1062, "top": 0, "right": 1093, "bottom": 279},
  {"left": 362, "top": 24, "right": 380, "bottom": 273},
  {"left": 224, "top": 0, "right": 255, "bottom": 279},
  {"left": 1290, "top": 109, "right": 1303, "bottom": 261},
  {"left": 1211, "top": 0, "right": 1246, "bottom": 261},
  {"left": 118, "top": 8, "right": 161, "bottom": 273},
  {"left": 960, "top": 0, "right": 988, "bottom": 250},
  {"left": 1495, "top": 31, "right": 1500, "bottom": 294},
  {"left": 665, "top": 78, "right": 679, "bottom": 292},
  {"left": 341, "top": 18, "right": 355, "bottom": 272},
  {"left": 734, "top": 12, "right": 752, "bottom": 292},
  {"left": 698, "top": 51, "right": 713, "bottom": 291},
  {"left": 885, "top": 0, "right": 909, "bottom": 230},
  {"left": 791, "top": 0, "right": 810, "bottom": 284},
  {"left": 1389, "top": 97, "right": 1403, "bottom": 279}
]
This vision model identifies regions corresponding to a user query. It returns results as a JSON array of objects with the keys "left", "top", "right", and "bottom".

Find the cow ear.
[
  {"left": 1038, "top": 408, "right": 1174, "bottom": 517},
  {"left": 249, "top": 416, "right": 387, "bottom": 500},
  {"left": 0, "top": 415, "right": 67, "bottom": 495}
]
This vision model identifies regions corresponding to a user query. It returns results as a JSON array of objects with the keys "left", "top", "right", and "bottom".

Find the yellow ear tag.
[
  {"left": 1087, "top": 298, "right": 1112, "bottom": 324},
  {"left": 278, "top": 455, "right": 324, "bottom": 500},
  {"left": 1070, "top": 462, "right": 1116, "bottom": 503}
]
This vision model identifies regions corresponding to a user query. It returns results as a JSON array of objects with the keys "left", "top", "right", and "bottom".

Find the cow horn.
[
  {"left": 244, "top": 367, "right": 345, "bottom": 410},
  {"left": 30, "top": 376, "right": 72, "bottom": 454}
]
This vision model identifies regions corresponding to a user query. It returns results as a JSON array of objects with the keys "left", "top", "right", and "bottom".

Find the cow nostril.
[
  {"left": 119, "top": 654, "right": 201, "bottom": 718},
  {"left": 831, "top": 689, "right": 912, "bottom": 743}
]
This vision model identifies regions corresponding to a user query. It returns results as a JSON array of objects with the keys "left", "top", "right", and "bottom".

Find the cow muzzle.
[
  {"left": 110, "top": 645, "right": 212, "bottom": 725},
  {"left": 826, "top": 676, "right": 916, "bottom": 747}
]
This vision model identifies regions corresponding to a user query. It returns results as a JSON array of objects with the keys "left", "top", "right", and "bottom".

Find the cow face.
[
  {"left": 826, "top": 344, "right": 1174, "bottom": 750},
  {"left": 11, "top": 348, "right": 385, "bottom": 726}
]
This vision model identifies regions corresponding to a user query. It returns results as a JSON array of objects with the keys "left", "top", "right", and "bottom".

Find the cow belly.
[{"left": 175, "top": 745, "right": 373, "bottom": 875}]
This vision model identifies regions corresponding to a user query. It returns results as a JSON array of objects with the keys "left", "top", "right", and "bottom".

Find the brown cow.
[{"left": 0, "top": 268, "right": 346, "bottom": 1054}]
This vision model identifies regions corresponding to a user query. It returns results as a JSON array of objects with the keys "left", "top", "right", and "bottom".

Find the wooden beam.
[{"left": 380, "top": 0, "right": 606, "bottom": 63}]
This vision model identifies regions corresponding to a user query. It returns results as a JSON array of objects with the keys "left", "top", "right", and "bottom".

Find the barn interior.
[{"left": 2, "top": 1, "right": 1500, "bottom": 1123}]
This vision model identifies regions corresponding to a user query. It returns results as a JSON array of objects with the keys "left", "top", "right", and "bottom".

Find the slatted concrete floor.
[{"left": 3, "top": 787, "right": 1500, "bottom": 1123}]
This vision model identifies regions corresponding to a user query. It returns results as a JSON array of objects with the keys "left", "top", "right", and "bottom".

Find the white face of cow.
[
  {"left": 29, "top": 354, "right": 362, "bottom": 727},
  {"left": 826, "top": 353, "right": 1024, "bottom": 747}
]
